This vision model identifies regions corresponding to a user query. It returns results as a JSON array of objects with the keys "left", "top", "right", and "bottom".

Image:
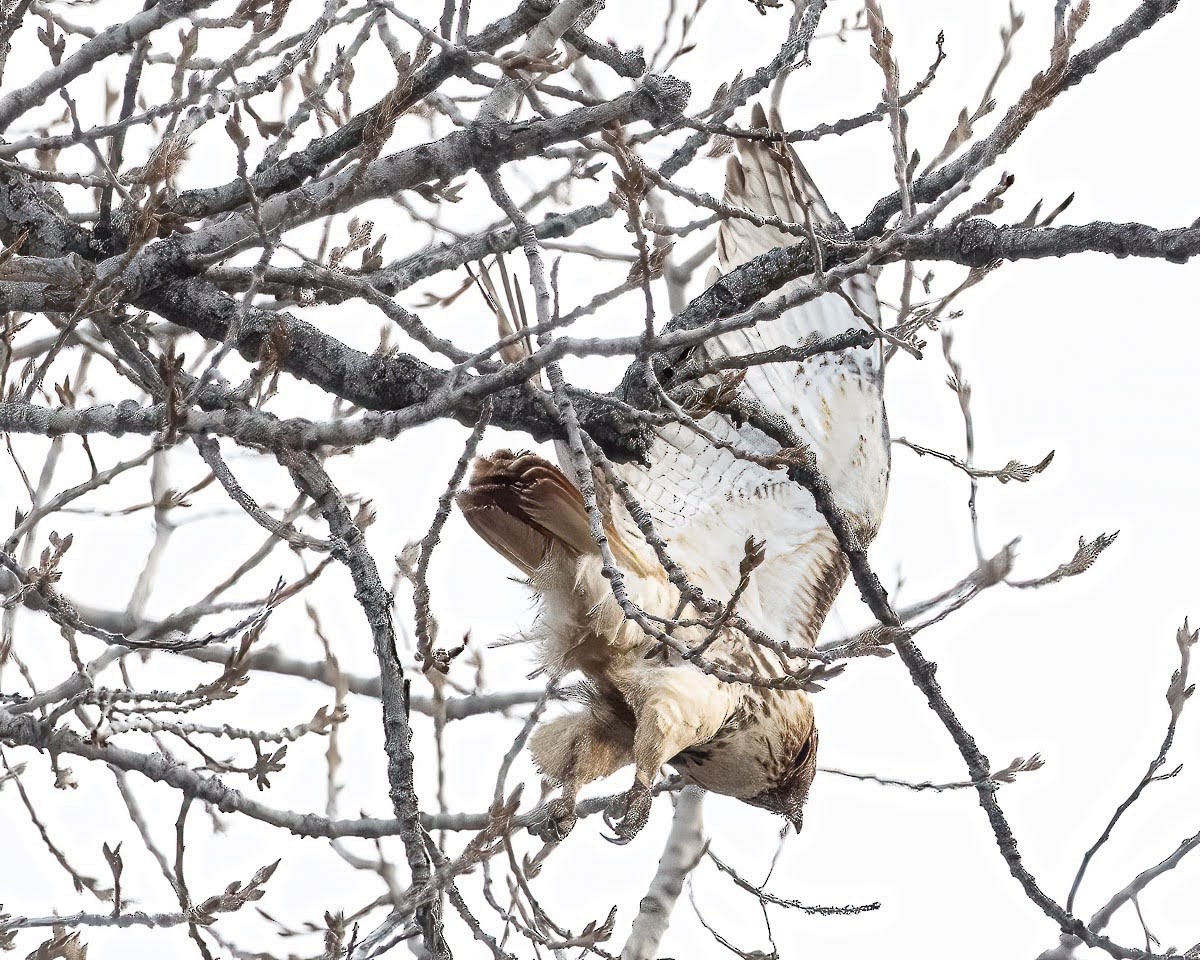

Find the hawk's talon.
[
  {"left": 602, "top": 783, "right": 652, "bottom": 844},
  {"left": 530, "top": 796, "right": 577, "bottom": 843},
  {"left": 601, "top": 806, "right": 632, "bottom": 845}
]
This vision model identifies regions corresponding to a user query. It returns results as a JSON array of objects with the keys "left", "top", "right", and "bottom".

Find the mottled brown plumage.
[{"left": 458, "top": 104, "right": 889, "bottom": 842}]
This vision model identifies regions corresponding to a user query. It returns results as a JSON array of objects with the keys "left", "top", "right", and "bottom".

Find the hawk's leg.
[
  {"left": 529, "top": 708, "right": 632, "bottom": 842},
  {"left": 604, "top": 686, "right": 730, "bottom": 844}
]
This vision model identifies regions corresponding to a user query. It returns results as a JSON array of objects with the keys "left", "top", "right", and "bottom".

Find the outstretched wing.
[{"left": 611, "top": 104, "right": 889, "bottom": 650}]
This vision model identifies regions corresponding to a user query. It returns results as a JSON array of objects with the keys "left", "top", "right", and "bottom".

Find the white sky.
[{"left": 2, "top": 0, "right": 1199, "bottom": 958}]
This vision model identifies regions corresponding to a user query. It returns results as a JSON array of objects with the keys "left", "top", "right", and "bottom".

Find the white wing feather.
[{"left": 613, "top": 105, "right": 890, "bottom": 648}]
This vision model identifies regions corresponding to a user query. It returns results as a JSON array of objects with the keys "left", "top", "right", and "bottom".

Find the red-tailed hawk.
[{"left": 459, "top": 105, "right": 889, "bottom": 842}]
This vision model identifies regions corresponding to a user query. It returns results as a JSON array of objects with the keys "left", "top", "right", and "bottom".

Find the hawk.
[{"left": 458, "top": 105, "right": 889, "bottom": 842}]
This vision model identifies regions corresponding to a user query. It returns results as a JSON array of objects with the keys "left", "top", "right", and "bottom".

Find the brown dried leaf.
[
  {"left": 1009, "top": 532, "right": 1118, "bottom": 589},
  {"left": 26, "top": 930, "right": 86, "bottom": 960},
  {"left": 993, "top": 451, "right": 1055, "bottom": 483},
  {"left": 1167, "top": 619, "right": 1197, "bottom": 719},
  {"left": 739, "top": 537, "right": 766, "bottom": 578},
  {"left": 991, "top": 754, "right": 1044, "bottom": 784},
  {"left": 683, "top": 369, "right": 746, "bottom": 417}
]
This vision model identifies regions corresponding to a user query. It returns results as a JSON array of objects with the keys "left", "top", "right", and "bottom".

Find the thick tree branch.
[
  {"left": 109, "top": 74, "right": 690, "bottom": 295},
  {"left": 901, "top": 219, "right": 1200, "bottom": 266},
  {"left": 0, "top": 0, "right": 217, "bottom": 132},
  {"left": 278, "top": 449, "right": 443, "bottom": 953},
  {"left": 621, "top": 788, "right": 705, "bottom": 960},
  {"left": 167, "top": 0, "right": 556, "bottom": 221}
]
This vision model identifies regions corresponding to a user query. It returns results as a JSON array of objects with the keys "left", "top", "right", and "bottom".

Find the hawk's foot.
[
  {"left": 531, "top": 796, "right": 577, "bottom": 843},
  {"left": 602, "top": 782, "right": 652, "bottom": 845}
]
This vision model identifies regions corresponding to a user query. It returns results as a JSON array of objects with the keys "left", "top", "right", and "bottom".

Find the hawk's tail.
[
  {"left": 457, "top": 450, "right": 596, "bottom": 578},
  {"left": 458, "top": 449, "right": 653, "bottom": 582}
]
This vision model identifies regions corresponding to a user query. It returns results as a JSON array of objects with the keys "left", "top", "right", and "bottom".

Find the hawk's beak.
[{"left": 789, "top": 812, "right": 804, "bottom": 835}]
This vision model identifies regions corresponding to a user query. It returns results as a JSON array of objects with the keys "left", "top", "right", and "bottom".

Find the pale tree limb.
[{"left": 621, "top": 787, "right": 706, "bottom": 960}]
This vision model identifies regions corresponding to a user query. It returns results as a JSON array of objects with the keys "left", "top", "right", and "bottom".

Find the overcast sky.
[{"left": 2, "top": 1, "right": 1199, "bottom": 957}]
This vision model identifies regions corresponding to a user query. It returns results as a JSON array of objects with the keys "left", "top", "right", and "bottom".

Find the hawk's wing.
[{"left": 611, "top": 105, "right": 890, "bottom": 650}]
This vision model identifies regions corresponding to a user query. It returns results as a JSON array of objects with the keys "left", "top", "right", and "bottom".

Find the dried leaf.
[{"left": 1009, "top": 532, "right": 1118, "bottom": 589}]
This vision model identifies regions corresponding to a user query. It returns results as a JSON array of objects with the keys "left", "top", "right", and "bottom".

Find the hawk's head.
[{"left": 744, "top": 726, "right": 819, "bottom": 834}]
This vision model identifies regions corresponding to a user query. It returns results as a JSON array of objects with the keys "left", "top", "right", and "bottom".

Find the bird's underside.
[{"left": 458, "top": 104, "right": 889, "bottom": 843}]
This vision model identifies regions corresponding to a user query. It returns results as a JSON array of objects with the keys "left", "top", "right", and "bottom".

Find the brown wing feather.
[
  {"left": 457, "top": 450, "right": 594, "bottom": 576},
  {"left": 459, "top": 450, "right": 652, "bottom": 578}
]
